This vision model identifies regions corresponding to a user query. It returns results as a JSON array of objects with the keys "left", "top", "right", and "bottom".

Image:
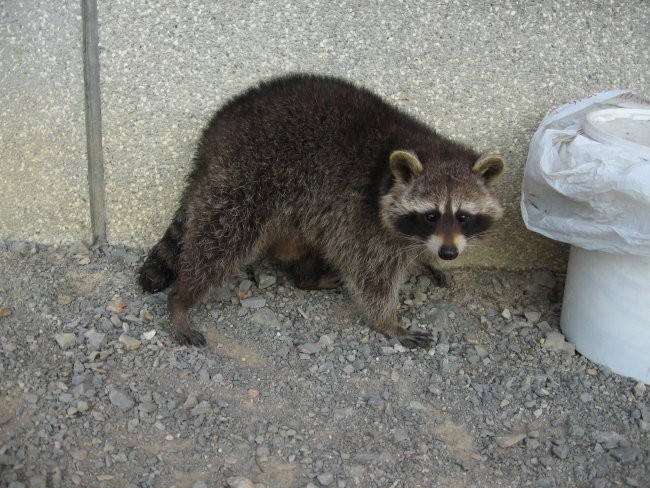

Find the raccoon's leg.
[
  {"left": 347, "top": 266, "right": 432, "bottom": 349},
  {"left": 139, "top": 209, "right": 185, "bottom": 293},
  {"left": 409, "top": 252, "right": 448, "bottom": 288},
  {"left": 167, "top": 211, "right": 265, "bottom": 346},
  {"left": 289, "top": 252, "right": 340, "bottom": 290},
  {"left": 425, "top": 263, "right": 448, "bottom": 288}
]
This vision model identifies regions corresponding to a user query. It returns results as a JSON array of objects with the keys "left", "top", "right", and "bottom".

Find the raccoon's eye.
[
  {"left": 424, "top": 212, "right": 440, "bottom": 223},
  {"left": 457, "top": 213, "right": 471, "bottom": 224}
]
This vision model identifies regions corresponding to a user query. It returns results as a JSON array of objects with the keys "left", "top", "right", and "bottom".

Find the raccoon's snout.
[{"left": 438, "top": 245, "right": 458, "bottom": 260}]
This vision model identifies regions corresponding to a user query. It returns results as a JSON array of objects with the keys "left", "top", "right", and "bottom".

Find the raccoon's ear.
[
  {"left": 389, "top": 150, "right": 423, "bottom": 184},
  {"left": 473, "top": 154, "right": 505, "bottom": 185}
]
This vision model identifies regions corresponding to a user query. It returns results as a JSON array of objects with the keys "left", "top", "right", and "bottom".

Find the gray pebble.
[
  {"left": 255, "top": 273, "right": 276, "bottom": 289},
  {"left": 251, "top": 307, "right": 280, "bottom": 327},
  {"left": 542, "top": 332, "right": 575, "bottom": 355},
  {"left": 54, "top": 333, "right": 77, "bottom": 349},
  {"left": 119, "top": 334, "right": 141, "bottom": 351},
  {"left": 109, "top": 389, "right": 135, "bottom": 411},
  {"left": 238, "top": 279, "right": 253, "bottom": 291},
  {"left": 24, "top": 393, "right": 38, "bottom": 404},
  {"left": 551, "top": 444, "right": 569, "bottom": 460},
  {"left": 84, "top": 330, "right": 107, "bottom": 351},
  {"left": 191, "top": 400, "right": 212, "bottom": 416},
  {"left": 524, "top": 311, "right": 541, "bottom": 324},
  {"left": 240, "top": 297, "right": 266, "bottom": 308},
  {"left": 609, "top": 446, "right": 641, "bottom": 464},
  {"left": 28, "top": 476, "right": 46, "bottom": 488},
  {"left": 226, "top": 476, "right": 254, "bottom": 488},
  {"left": 495, "top": 432, "right": 526, "bottom": 448},
  {"left": 595, "top": 431, "right": 626, "bottom": 450},
  {"left": 425, "top": 309, "right": 449, "bottom": 327},
  {"left": 299, "top": 342, "right": 321, "bottom": 354},
  {"left": 317, "top": 472, "right": 334, "bottom": 486}
]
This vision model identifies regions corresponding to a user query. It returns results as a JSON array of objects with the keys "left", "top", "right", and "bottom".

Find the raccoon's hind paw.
[
  {"left": 173, "top": 328, "right": 207, "bottom": 347},
  {"left": 396, "top": 327, "right": 432, "bottom": 349}
]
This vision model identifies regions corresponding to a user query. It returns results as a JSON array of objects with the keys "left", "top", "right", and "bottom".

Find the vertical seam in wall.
[{"left": 81, "top": 0, "right": 107, "bottom": 244}]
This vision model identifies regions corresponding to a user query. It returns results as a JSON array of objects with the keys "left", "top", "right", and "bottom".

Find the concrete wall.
[
  {"left": 1, "top": 1, "right": 648, "bottom": 269},
  {"left": 1, "top": 1, "right": 91, "bottom": 244}
]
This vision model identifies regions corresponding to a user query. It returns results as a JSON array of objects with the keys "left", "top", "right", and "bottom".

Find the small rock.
[
  {"left": 299, "top": 342, "right": 321, "bottom": 354},
  {"left": 84, "top": 330, "right": 107, "bottom": 351},
  {"left": 251, "top": 308, "right": 280, "bottom": 327},
  {"left": 183, "top": 395, "right": 198, "bottom": 409},
  {"left": 191, "top": 400, "right": 212, "bottom": 416},
  {"left": 226, "top": 476, "right": 254, "bottom": 488},
  {"left": 57, "top": 293, "right": 73, "bottom": 305},
  {"left": 609, "top": 446, "right": 641, "bottom": 464},
  {"left": 139, "top": 308, "right": 153, "bottom": 323},
  {"left": 213, "top": 286, "right": 232, "bottom": 301},
  {"left": 24, "top": 393, "right": 38, "bottom": 404},
  {"left": 580, "top": 393, "right": 593, "bottom": 403},
  {"left": 119, "top": 334, "right": 141, "bottom": 351},
  {"left": 106, "top": 300, "right": 127, "bottom": 314},
  {"left": 425, "top": 309, "right": 449, "bottom": 327},
  {"left": 474, "top": 345, "right": 489, "bottom": 358},
  {"left": 318, "top": 334, "right": 335, "bottom": 347},
  {"left": 524, "top": 311, "right": 541, "bottom": 323},
  {"left": 552, "top": 444, "right": 569, "bottom": 460},
  {"left": 109, "top": 389, "right": 135, "bottom": 411},
  {"left": 192, "top": 482, "right": 208, "bottom": 488},
  {"left": 501, "top": 308, "right": 512, "bottom": 320},
  {"left": 255, "top": 272, "right": 276, "bottom": 289},
  {"left": 238, "top": 279, "right": 253, "bottom": 292},
  {"left": 240, "top": 297, "right": 266, "bottom": 309},
  {"left": 417, "top": 275, "right": 432, "bottom": 290},
  {"left": 9, "top": 241, "right": 28, "bottom": 254},
  {"left": 142, "top": 330, "right": 156, "bottom": 340},
  {"left": 54, "top": 333, "right": 77, "bottom": 350},
  {"left": 541, "top": 332, "right": 575, "bottom": 355},
  {"left": 0, "top": 305, "right": 10, "bottom": 317},
  {"left": 28, "top": 476, "right": 46, "bottom": 488},
  {"left": 595, "top": 431, "right": 626, "bottom": 450},
  {"left": 316, "top": 472, "right": 334, "bottom": 486},
  {"left": 632, "top": 382, "right": 645, "bottom": 398},
  {"left": 495, "top": 432, "right": 526, "bottom": 448}
]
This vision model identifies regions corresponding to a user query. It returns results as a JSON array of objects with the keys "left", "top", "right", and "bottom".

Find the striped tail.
[{"left": 138, "top": 211, "right": 185, "bottom": 293}]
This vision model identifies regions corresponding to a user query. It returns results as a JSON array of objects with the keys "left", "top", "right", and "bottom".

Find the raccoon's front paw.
[
  {"left": 174, "top": 328, "right": 207, "bottom": 347},
  {"left": 396, "top": 327, "right": 432, "bottom": 349},
  {"left": 425, "top": 264, "right": 448, "bottom": 288}
]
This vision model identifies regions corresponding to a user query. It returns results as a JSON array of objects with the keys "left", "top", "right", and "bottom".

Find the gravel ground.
[{"left": 0, "top": 240, "right": 648, "bottom": 488}]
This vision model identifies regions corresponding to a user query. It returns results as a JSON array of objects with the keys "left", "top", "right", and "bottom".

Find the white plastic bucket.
[
  {"left": 583, "top": 107, "right": 650, "bottom": 157},
  {"left": 560, "top": 246, "right": 650, "bottom": 383}
]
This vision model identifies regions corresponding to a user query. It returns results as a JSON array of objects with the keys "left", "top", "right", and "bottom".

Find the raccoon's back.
[{"left": 194, "top": 75, "right": 430, "bottom": 181}]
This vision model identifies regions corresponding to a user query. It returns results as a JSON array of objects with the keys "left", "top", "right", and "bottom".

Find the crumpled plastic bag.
[{"left": 521, "top": 90, "right": 650, "bottom": 256}]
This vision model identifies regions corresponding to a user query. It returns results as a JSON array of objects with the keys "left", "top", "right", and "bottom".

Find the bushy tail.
[{"left": 138, "top": 211, "right": 185, "bottom": 293}]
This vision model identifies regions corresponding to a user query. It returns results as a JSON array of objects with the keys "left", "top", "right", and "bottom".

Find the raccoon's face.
[{"left": 380, "top": 150, "right": 505, "bottom": 260}]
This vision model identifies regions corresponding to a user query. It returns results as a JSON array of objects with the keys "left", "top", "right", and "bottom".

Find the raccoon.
[{"left": 139, "top": 74, "right": 505, "bottom": 348}]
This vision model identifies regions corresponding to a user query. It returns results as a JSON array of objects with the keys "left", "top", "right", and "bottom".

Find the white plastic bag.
[{"left": 521, "top": 90, "right": 650, "bottom": 256}]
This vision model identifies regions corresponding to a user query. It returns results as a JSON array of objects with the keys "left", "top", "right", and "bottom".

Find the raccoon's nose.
[{"left": 438, "top": 245, "right": 458, "bottom": 260}]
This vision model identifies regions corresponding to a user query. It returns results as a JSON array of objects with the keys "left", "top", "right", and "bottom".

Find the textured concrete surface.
[
  {"left": 2, "top": 1, "right": 649, "bottom": 269},
  {"left": 0, "top": 2, "right": 90, "bottom": 244}
]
